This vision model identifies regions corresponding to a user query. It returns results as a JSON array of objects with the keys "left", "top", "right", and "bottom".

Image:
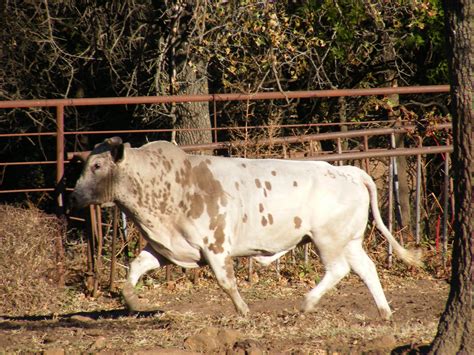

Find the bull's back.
[{"left": 195, "top": 156, "right": 369, "bottom": 254}]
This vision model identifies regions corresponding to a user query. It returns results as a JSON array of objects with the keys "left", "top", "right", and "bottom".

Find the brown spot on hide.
[
  {"left": 209, "top": 213, "right": 226, "bottom": 254},
  {"left": 268, "top": 213, "right": 274, "bottom": 225},
  {"left": 294, "top": 216, "right": 302, "bottom": 229},
  {"left": 176, "top": 159, "right": 193, "bottom": 188},
  {"left": 255, "top": 179, "right": 262, "bottom": 188},
  {"left": 271, "top": 170, "right": 276, "bottom": 176},
  {"left": 163, "top": 159, "right": 172, "bottom": 172},
  {"left": 159, "top": 201, "right": 167, "bottom": 214},
  {"left": 242, "top": 214, "right": 248, "bottom": 223},
  {"left": 205, "top": 159, "right": 212, "bottom": 165},
  {"left": 235, "top": 182, "right": 240, "bottom": 190},
  {"left": 203, "top": 237, "right": 209, "bottom": 245},
  {"left": 259, "top": 203, "right": 264, "bottom": 213},
  {"left": 265, "top": 181, "right": 272, "bottom": 190},
  {"left": 188, "top": 193, "right": 205, "bottom": 219},
  {"left": 241, "top": 163, "right": 247, "bottom": 168},
  {"left": 192, "top": 161, "right": 227, "bottom": 220},
  {"left": 261, "top": 216, "right": 268, "bottom": 226},
  {"left": 264, "top": 189, "right": 268, "bottom": 198},
  {"left": 293, "top": 181, "right": 298, "bottom": 187}
]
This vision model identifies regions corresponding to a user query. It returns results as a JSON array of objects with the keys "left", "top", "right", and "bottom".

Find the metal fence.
[{"left": 0, "top": 85, "right": 452, "bottom": 293}]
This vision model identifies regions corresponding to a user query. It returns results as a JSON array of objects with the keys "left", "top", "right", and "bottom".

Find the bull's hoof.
[
  {"left": 378, "top": 307, "right": 392, "bottom": 321},
  {"left": 236, "top": 304, "right": 250, "bottom": 317},
  {"left": 300, "top": 299, "right": 316, "bottom": 313}
]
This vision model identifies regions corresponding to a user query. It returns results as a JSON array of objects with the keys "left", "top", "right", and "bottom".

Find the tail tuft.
[{"left": 396, "top": 247, "right": 423, "bottom": 268}]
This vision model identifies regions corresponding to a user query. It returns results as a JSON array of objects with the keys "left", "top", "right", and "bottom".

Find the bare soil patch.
[
  {"left": 0, "top": 273, "right": 449, "bottom": 353},
  {"left": 0, "top": 204, "right": 460, "bottom": 353}
]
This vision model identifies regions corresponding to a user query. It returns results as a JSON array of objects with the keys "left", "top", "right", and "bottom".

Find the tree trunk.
[
  {"left": 381, "top": 20, "right": 412, "bottom": 241},
  {"left": 166, "top": 0, "right": 212, "bottom": 147},
  {"left": 174, "top": 59, "right": 212, "bottom": 146},
  {"left": 429, "top": 1, "right": 473, "bottom": 353}
]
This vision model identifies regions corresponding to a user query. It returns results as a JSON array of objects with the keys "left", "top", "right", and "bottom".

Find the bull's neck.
[{"left": 113, "top": 153, "right": 187, "bottom": 223}]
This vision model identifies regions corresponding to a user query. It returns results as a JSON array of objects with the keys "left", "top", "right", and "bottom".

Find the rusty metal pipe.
[
  {"left": 0, "top": 85, "right": 450, "bottom": 109},
  {"left": 297, "top": 145, "right": 453, "bottom": 162}
]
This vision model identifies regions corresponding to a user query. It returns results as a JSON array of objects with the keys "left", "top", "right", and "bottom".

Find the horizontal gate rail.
[{"left": 0, "top": 85, "right": 449, "bottom": 109}]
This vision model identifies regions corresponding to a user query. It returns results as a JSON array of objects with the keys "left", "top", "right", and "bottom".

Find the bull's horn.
[{"left": 105, "top": 136, "right": 123, "bottom": 146}]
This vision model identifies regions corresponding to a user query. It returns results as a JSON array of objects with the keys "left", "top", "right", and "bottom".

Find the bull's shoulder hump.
[{"left": 139, "top": 140, "right": 187, "bottom": 156}]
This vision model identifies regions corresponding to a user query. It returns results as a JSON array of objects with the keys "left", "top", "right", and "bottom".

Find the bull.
[{"left": 69, "top": 137, "right": 422, "bottom": 320}]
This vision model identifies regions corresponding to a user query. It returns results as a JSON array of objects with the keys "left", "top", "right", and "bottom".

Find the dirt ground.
[{"left": 0, "top": 270, "right": 450, "bottom": 354}]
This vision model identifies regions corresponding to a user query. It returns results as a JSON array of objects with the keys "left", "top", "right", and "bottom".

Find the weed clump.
[{"left": 0, "top": 204, "right": 66, "bottom": 315}]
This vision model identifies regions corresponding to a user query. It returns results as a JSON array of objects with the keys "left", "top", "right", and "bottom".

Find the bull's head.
[{"left": 69, "top": 137, "right": 126, "bottom": 210}]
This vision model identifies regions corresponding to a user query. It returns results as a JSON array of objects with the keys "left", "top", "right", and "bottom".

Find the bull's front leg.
[
  {"left": 204, "top": 251, "right": 250, "bottom": 316},
  {"left": 122, "top": 245, "right": 170, "bottom": 312}
]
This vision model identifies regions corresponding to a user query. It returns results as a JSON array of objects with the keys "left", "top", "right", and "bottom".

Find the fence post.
[{"left": 55, "top": 104, "right": 65, "bottom": 285}]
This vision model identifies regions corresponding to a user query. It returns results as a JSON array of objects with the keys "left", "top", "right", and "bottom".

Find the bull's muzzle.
[{"left": 68, "top": 191, "right": 85, "bottom": 211}]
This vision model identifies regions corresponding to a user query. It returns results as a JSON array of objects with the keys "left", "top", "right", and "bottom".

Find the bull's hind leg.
[
  {"left": 345, "top": 239, "right": 392, "bottom": 320},
  {"left": 204, "top": 251, "right": 249, "bottom": 316},
  {"left": 122, "top": 245, "right": 170, "bottom": 312},
  {"left": 301, "top": 253, "right": 350, "bottom": 313}
]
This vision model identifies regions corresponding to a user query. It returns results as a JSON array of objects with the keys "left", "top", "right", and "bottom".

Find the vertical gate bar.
[
  {"left": 56, "top": 104, "right": 65, "bottom": 212},
  {"left": 138, "top": 234, "right": 144, "bottom": 253},
  {"left": 442, "top": 139, "right": 450, "bottom": 266},
  {"left": 55, "top": 104, "right": 65, "bottom": 285},
  {"left": 110, "top": 205, "right": 119, "bottom": 291},
  {"left": 88, "top": 205, "right": 97, "bottom": 295},
  {"left": 415, "top": 137, "right": 422, "bottom": 245},
  {"left": 122, "top": 212, "right": 128, "bottom": 235},
  {"left": 248, "top": 258, "right": 253, "bottom": 283},
  {"left": 363, "top": 135, "right": 369, "bottom": 172},
  {"left": 304, "top": 243, "right": 309, "bottom": 266},
  {"left": 213, "top": 97, "right": 217, "bottom": 143},
  {"left": 93, "top": 206, "right": 103, "bottom": 297},
  {"left": 390, "top": 133, "right": 403, "bottom": 245},
  {"left": 336, "top": 138, "right": 343, "bottom": 166},
  {"left": 388, "top": 156, "right": 394, "bottom": 268}
]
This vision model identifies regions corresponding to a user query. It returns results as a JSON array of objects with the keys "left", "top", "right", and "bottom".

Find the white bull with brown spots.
[{"left": 69, "top": 137, "right": 422, "bottom": 320}]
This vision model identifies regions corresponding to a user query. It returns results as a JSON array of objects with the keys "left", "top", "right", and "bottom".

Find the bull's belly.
[
  {"left": 230, "top": 228, "right": 308, "bottom": 258},
  {"left": 147, "top": 239, "right": 202, "bottom": 269}
]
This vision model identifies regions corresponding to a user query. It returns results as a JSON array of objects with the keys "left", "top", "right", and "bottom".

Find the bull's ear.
[{"left": 105, "top": 137, "right": 125, "bottom": 163}]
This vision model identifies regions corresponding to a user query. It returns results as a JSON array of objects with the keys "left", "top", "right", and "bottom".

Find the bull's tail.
[{"left": 362, "top": 173, "right": 423, "bottom": 267}]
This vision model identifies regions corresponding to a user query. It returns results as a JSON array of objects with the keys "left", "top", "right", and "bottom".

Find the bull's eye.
[{"left": 92, "top": 162, "right": 101, "bottom": 172}]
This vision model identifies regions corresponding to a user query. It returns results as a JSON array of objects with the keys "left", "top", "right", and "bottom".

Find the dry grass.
[{"left": 0, "top": 204, "right": 67, "bottom": 315}]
